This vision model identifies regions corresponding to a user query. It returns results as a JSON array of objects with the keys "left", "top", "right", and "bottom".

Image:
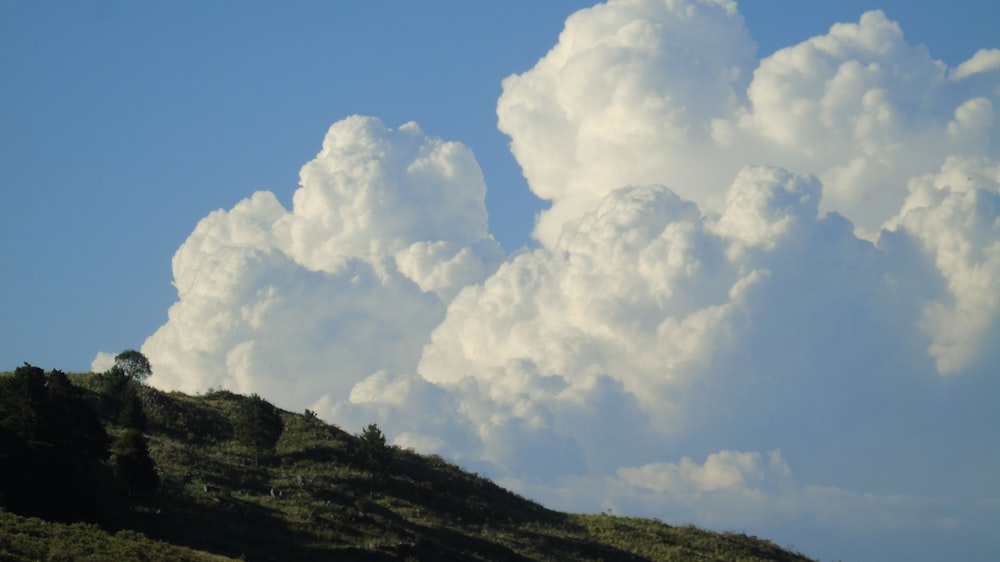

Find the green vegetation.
[
  {"left": 232, "top": 393, "right": 284, "bottom": 467},
  {"left": 0, "top": 510, "right": 236, "bottom": 562},
  {"left": 1, "top": 363, "right": 817, "bottom": 561},
  {"left": 0, "top": 364, "right": 110, "bottom": 521},
  {"left": 112, "top": 428, "right": 160, "bottom": 497},
  {"left": 360, "top": 422, "right": 390, "bottom": 497},
  {"left": 112, "top": 349, "right": 153, "bottom": 383}
]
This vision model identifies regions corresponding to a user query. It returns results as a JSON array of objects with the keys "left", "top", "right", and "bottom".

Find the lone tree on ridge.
[{"left": 113, "top": 349, "right": 152, "bottom": 383}]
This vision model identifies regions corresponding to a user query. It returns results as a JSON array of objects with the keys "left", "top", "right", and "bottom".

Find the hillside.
[{"left": 0, "top": 367, "right": 817, "bottom": 561}]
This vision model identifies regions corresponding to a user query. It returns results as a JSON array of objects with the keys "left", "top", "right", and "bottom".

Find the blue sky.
[
  {"left": 1, "top": 1, "right": 589, "bottom": 368},
  {"left": 2, "top": 0, "right": 996, "bottom": 371},
  {"left": 2, "top": 2, "right": 999, "bottom": 561}
]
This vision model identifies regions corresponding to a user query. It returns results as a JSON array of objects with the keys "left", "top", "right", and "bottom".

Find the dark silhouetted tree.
[
  {"left": 232, "top": 393, "right": 283, "bottom": 466},
  {"left": 98, "top": 365, "right": 147, "bottom": 430},
  {"left": 113, "top": 428, "right": 159, "bottom": 496},
  {"left": 359, "top": 423, "right": 389, "bottom": 496},
  {"left": 116, "top": 380, "right": 147, "bottom": 431},
  {"left": 0, "top": 364, "right": 110, "bottom": 520},
  {"left": 113, "top": 349, "right": 152, "bottom": 383},
  {"left": 360, "top": 423, "right": 386, "bottom": 451}
]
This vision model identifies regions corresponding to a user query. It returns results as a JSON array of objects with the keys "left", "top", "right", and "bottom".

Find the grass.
[
  {"left": 0, "top": 510, "right": 236, "bottom": 562},
  {"left": 1, "top": 372, "right": 818, "bottom": 561}
]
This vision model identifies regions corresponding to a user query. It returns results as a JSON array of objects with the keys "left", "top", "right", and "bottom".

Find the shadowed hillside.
[{"left": 1, "top": 367, "right": 817, "bottom": 561}]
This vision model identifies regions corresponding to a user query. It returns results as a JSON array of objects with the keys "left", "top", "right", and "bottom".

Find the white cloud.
[
  {"left": 90, "top": 351, "right": 115, "bottom": 373},
  {"left": 619, "top": 457, "right": 947, "bottom": 533},
  {"left": 117, "top": 2, "right": 1000, "bottom": 561},
  {"left": 717, "top": 10, "right": 993, "bottom": 236},
  {"left": 709, "top": 165, "right": 821, "bottom": 254},
  {"left": 497, "top": 0, "right": 756, "bottom": 247},
  {"left": 135, "top": 116, "right": 501, "bottom": 407},
  {"left": 950, "top": 48, "right": 1000, "bottom": 80},
  {"left": 887, "top": 156, "right": 1000, "bottom": 374},
  {"left": 317, "top": 156, "right": 993, "bottom": 526},
  {"left": 417, "top": 181, "right": 750, "bottom": 426},
  {"left": 275, "top": 118, "right": 501, "bottom": 284},
  {"left": 504, "top": 448, "right": 956, "bottom": 536},
  {"left": 618, "top": 450, "right": 772, "bottom": 494},
  {"left": 499, "top": 5, "right": 997, "bottom": 246}
]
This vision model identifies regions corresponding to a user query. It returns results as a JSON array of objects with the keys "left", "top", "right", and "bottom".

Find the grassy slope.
[
  {"left": 1, "top": 373, "right": 817, "bottom": 562},
  {"left": 0, "top": 511, "right": 237, "bottom": 562}
]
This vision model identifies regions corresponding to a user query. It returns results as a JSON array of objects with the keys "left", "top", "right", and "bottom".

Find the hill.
[{"left": 0, "top": 367, "right": 817, "bottom": 561}]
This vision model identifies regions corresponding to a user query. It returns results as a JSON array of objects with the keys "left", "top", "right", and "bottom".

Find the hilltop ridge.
[{"left": 0, "top": 367, "right": 817, "bottom": 561}]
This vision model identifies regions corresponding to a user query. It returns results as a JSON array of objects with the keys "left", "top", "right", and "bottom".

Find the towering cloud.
[
  {"left": 104, "top": 2, "right": 1000, "bottom": 561},
  {"left": 887, "top": 156, "right": 1000, "bottom": 375},
  {"left": 498, "top": 5, "right": 995, "bottom": 244},
  {"left": 137, "top": 116, "right": 502, "bottom": 405},
  {"left": 497, "top": 0, "right": 756, "bottom": 247}
]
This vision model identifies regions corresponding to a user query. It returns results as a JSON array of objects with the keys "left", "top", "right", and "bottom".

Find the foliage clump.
[
  {"left": 231, "top": 393, "right": 283, "bottom": 466},
  {"left": 96, "top": 366, "right": 148, "bottom": 430},
  {"left": 113, "top": 428, "right": 160, "bottom": 496},
  {"left": 113, "top": 349, "right": 152, "bottom": 383},
  {"left": 0, "top": 364, "right": 110, "bottom": 520},
  {"left": 0, "top": 510, "right": 236, "bottom": 562},
  {"left": 359, "top": 423, "right": 390, "bottom": 497}
]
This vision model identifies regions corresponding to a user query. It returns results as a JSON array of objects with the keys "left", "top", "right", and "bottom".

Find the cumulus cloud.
[
  {"left": 134, "top": 116, "right": 501, "bottom": 406},
  {"left": 90, "top": 351, "right": 115, "bottom": 372},
  {"left": 323, "top": 159, "right": 996, "bottom": 552},
  {"left": 950, "top": 48, "right": 1000, "bottom": 80},
  {"left": 499, "top": 5, "right": 996, "bottom": 245},
  {"left": 111, "top": 2, "right": 1000, "bottom": 561},
  {"left": 497, "top": 0, "right": 756, "bottom": 246},
  {"left": 886, "top": 156, "right": 1000, "bottom": 374},
  {"left": 619, "top": 449, "right": 781, "bottom": 494},
  {"left": 609, "top": 449, "right": 955, "bottom": 533}
]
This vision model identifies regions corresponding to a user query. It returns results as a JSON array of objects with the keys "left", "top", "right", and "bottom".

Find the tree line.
[
  {"left": 1, "top": 350, "right": 399, "bottom": 523},
  {"left": 0, "top": 350, "right": 160, "bottom": 520}
]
